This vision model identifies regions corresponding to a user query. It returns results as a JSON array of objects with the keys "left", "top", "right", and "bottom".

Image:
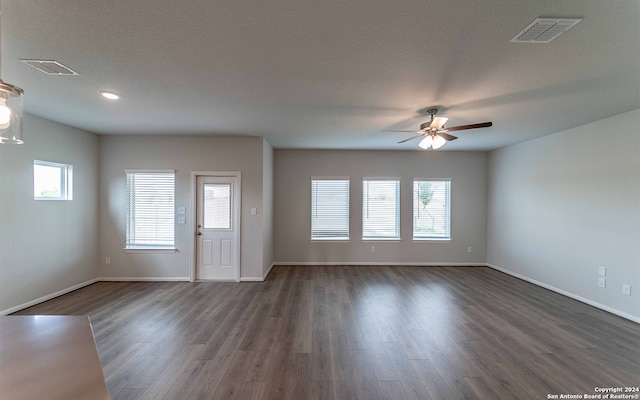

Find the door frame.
[{"left": 190, "top": 171, "right": 241, "bottom": 282}]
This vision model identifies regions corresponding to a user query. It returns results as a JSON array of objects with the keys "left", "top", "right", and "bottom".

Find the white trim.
[
  {"left": 190, "top": 171, "right": 242, "bottom": 282},
  {"left": 240, "top": 262, "right": 276, "bottom": 282},
  {"left": 264, "top": 262, "right": 275, "bottom": 279},
  {"left": 362, "top": 176, "right": 402, "bottom": 181},
  {"left": 0, "top": 278, "right": 98, "bottom": 316},
  {"left": 413, "top": 177, "right": 453, "bottom": 182},
  {"left": 487, "top": 263, "right": 640, "bottom": 324},
  {"left": 98, "top": 277, "right": 190, "bottom": 282},
  {"left": 124, "top": 169, "right": 175, "bottom": 174},
  {"left": 123, "top": 247, "right": 177, "bottom": 253},
  {"left": 310, "top": 176, "right": 351, "bottom": 180},
  {"left": 273, "top": 261, "right": 485, "bottom": 267}
]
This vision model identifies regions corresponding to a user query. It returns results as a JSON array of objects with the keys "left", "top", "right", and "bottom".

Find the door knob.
[{"left": 196, "top": 232, "right": 202, "bottom": 236}]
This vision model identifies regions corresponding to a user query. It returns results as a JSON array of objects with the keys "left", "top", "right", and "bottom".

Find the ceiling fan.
[{"left": 385, "top": 108, "right": 492, "bottom": 149}]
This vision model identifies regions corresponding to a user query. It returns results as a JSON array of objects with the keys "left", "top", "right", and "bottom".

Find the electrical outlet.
[
  {"left": 622, "top": 284, "right": 631, "bottom": 296},
  {"left": 598, "top": 277, "right": 606, "bottom": 288},
  {"left": 371, "top": 246, "right": 376, "bottom": 253},
  {"left": 598, "top": 266, "right": 606, "bottom": 277},
  {"left": 105, "top": 256, "right": 111, "bottom": 265},
  {"left": 467, "top": 247, "right": 472, "bottom": 253}
]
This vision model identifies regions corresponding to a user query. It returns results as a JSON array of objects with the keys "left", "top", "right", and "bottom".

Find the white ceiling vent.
[
  {"left": 21, "top": 59, "right": 79, "bottom": 75},
  {"left": 510, "top": 18, "right": 582, "bottom": 43}
]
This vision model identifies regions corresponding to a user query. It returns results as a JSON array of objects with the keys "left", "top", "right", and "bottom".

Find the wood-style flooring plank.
[{"left": 13, "top": 266, "right": 640, "bottom": 400}]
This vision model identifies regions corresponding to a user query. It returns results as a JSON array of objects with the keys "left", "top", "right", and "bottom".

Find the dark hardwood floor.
[{"left": 14, "top": 266, "right": 640, "bottom": 400}]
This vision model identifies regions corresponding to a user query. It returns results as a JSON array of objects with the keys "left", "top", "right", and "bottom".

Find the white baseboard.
[
  {"left": 487, "top": 263, "right": 640, "bottom": 324},
  {"left": 0, "top": 278, "right": 99, "bottom": 316},
  {"left": 98, "top": 277, "right": 190, "bottom": 282},
  {"left": 264, "top": 262, "right": 275, "bottom": 279},
  {"left": 272, "top": 261, "right": 485, "bottom": 267}
]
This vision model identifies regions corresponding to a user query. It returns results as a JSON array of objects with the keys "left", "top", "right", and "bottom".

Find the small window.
[
  {"left": 34, "top": 160, "right": 73, "bottom": 200},
  {"left": 311, "top": 178, "right": 350, "bottom": 240},
  {"left": 125, "top": 170, "right": 175, "bottom": 249},
  {"left": 362, "top": 179, "right": 400, "bottom": 240},
  {"left": 203, "top": 183, "right": 232, "bottom": 229},
  {"left": 413, "top": 179, "right": 451, "bottom": 240}
]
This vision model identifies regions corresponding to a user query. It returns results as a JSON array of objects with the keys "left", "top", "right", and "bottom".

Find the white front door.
[{"left": 196, "top": 175, "right": 240, "bottom": 281}]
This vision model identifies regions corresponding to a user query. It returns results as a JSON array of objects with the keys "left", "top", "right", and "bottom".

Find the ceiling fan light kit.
[
  {"left": 418, "top": 134, "right": 447, "bottom": 150},
  {"left": 418, "top": 135, "right": 433, "bottom": 149},
  {"left": 385, "top": 108, "right": 492, "bottom": 150},
  {"left": 432, "top": 134, "right": 446, "bottom": 149}
]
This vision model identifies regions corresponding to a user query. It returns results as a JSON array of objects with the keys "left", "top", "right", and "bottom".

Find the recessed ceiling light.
[{"left": 100, "top": 91, "right": 120, "bottom": 100}]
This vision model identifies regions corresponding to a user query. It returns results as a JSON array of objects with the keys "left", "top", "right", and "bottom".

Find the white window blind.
[
  {"left": 362, "top": 179, "right": 400, "bottom": 240},
  {"left": 413, "top": 179, "right": 451, "bottom": 240},
  {"left": 311, "top": 178, "right": 350, "bottom": 240},
  {"left": 126, "top": 170, "right": 175, "bottom": 248}
]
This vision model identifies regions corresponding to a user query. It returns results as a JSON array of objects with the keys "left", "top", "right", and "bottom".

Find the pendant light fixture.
[
  {"left": 0, "top": 6, "right": 25, "bottom": 144},
  {"left": 0, "top": 81, "right": 24, "bottom": 143}
]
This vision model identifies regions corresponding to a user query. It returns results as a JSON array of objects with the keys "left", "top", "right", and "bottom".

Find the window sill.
[
  {"left": 35, "top": 198, "right": 72, "bottom": 201},
  {"left": 124, "top": 247, "right": 177, "bottom": 254},
  {"left": 412, "top": 238, "right": 451, "bottom": 243},
  {"left": 362, "top": 239, "right": 402, "bottom": 243},
  {"left": 309, "top": 239, "right": 351, "bottom": 243}
]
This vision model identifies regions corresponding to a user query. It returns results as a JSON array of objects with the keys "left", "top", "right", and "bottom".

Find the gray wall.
[
  {"left": 98, "top": 135, "right": 271, "bottom": 280},
  {"left": 0, "top": 114, "right": 99, "bottom": 313},
  {"left": 487, "top": 109, "right": 640, "bottom": 321},
  {"left": 274, "top": 150, "right": 487, "bottom": 264}
]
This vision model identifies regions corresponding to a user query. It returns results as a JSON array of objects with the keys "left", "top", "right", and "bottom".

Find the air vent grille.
[
  {"left": 510, "top": 18, "right": 582, "bottom": 43},
  {"left": 21, "top": 59, "right": 79, "bottom": 75}
]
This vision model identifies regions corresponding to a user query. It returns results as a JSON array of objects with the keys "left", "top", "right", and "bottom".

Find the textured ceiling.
[{"left": 2, "top": 0, "right": 639, "bottom": 150}]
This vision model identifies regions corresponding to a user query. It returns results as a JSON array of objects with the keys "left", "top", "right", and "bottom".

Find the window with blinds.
[
  {"left": 311, "top": 178, "right": 350, "bottom": 240},
  {"left": 362, "top": 179, "right": 400, "bottom": 240},
  {"left": 413, "top": 179, "right": 451, "bottom": 240},
  {"left": 125, "top": 170, "right": 175, "bottom": 249}
]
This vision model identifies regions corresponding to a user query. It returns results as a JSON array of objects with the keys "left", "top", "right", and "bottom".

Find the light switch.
[
  {"left": 178, "top": 216, "right": 186, "bottom": 224},
  {"left": 177, "top": 207, "right": 186, "bottom": 215},
  {"left": 251, "top": 208, "right": 257, "bottom": 215}
]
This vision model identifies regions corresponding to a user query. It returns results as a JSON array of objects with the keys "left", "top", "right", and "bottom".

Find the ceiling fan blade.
[
  {"left": 397, "top": 134, "right": 424, "bottom": 144},
  {"left": 382, "top": 130, "right": 420, "bottom": 133},
  {"left": 438, "top": 132, "right": 458, "bottom": 141},
  {"left": 445, "top": 122, "right": 492, "bottom": 132},
  {"left": 430, "top": 116, "right": 448, "bottom": 129}
]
